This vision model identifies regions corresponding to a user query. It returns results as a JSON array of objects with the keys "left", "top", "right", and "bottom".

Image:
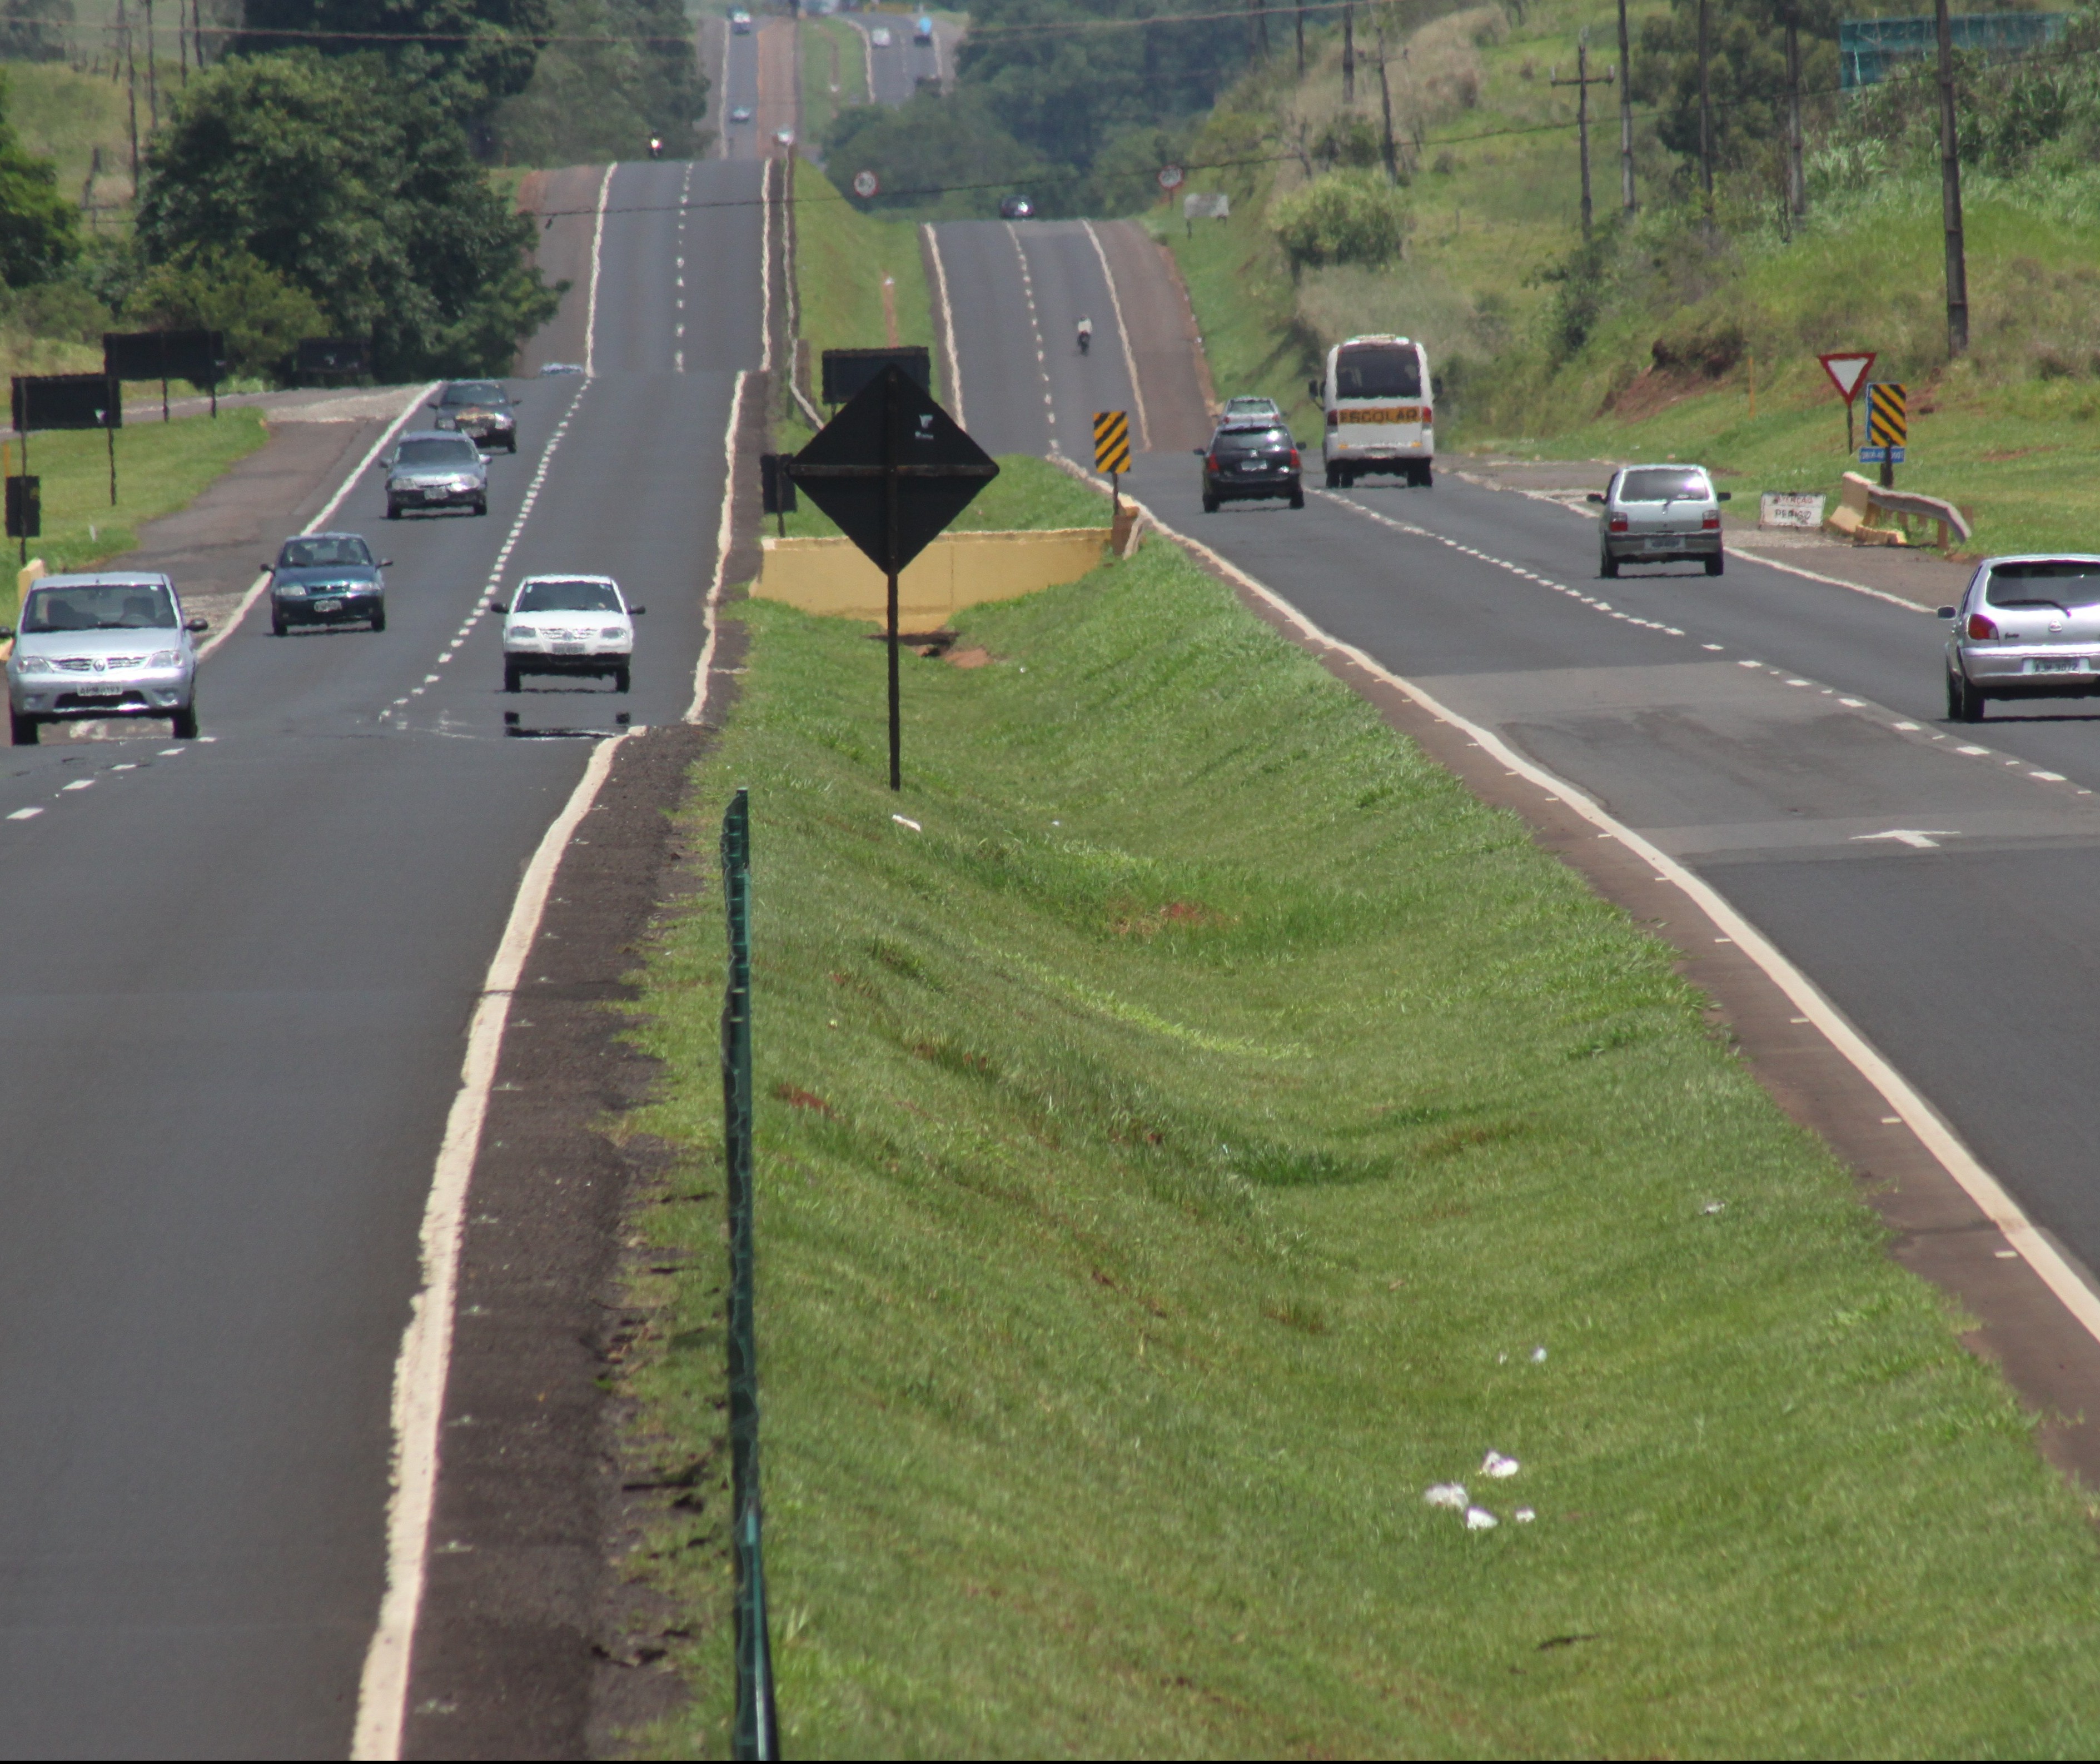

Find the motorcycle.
[{"left": 1076, "top": 320, "right": 1093, "bottom": 356}]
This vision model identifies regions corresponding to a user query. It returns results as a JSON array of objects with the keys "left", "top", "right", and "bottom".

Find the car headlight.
[
  {"left": 13, "top": 655, "right": 50, "bottom": 673},
  {"left": 147, "top": 649, "right": 181, "bottom": 669},
  {"left": 600, "top": 626, "right": 626, "bottom": 639},
  {"left": 278, "top": 584, "right": 305, "bottom": 596}
]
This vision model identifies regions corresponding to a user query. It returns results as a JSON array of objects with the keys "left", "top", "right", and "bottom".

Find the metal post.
[
  {"left": 1696, "top": 0, "right": 1714, "bottom": 228},
  {"left": 1935, "top": 0, "right": 1969, "bottom": 355},
  {"left": 1616, "top": 0, "right": 1634, "bottom": 213},
  {"left": 1295, "top": 0, "right": 1305, "bottom": 76},
  {"left": 1374, "top": 24, "right": 1399, "bottom": 182},
  {"left": 104, "top": 415, "right": 116, "bottom": 506},
  {"left": 1342, "top": 3, "right": 1354, "bottom": 103},
  {"left": 1785, "top": 8, "right": 1805, "bottom": 225},
  {"left": 883, "top": 373, "right": 902, "bottom": 793}
]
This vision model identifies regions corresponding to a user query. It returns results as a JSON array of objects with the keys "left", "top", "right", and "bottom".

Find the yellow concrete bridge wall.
[{"left": 754, "top": 529, "right": 1111, "bottom": 625}]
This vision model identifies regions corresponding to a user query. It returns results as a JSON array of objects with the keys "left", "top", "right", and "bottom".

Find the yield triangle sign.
[
  {"left": 792, "top": 366, "right": 998, "bottom": 575},
  {"left": 1818, "top": 351, "right": 1875, "bottom": 403}
]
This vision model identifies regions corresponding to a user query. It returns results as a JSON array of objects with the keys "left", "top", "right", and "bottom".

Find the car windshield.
[
  {"left": 1984, "top": 560, "right": 2100, "bottom": 609},
  {"left": 1219, "top": 425, "right": 1289, "bottom": 445},
  {"left": 1334, "top": 345, "right": 1421, "bottom": 399},
  {"left": 1223, "top": 398, "right": 1275, "bottom": 415},
  {"left": 396, "top": 436, "right": 480, "bottom": 467},
  {"left": 25, "top": 583, "right": 176, "bottom": 631},
  {"left": 1619, "top": 469, "right": 1711, "bottom": 503},
  {"left": 442, "top": 381, "right": 507, "bottom": 407},
  {"left": 515, "top": 579, "right": 621, "bottom": 613},
  {"left": 278, "top": 536, "right": 372, "bottom": 569}
]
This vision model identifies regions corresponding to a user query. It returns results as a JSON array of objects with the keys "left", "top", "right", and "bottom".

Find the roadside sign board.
[
  {"left": 852, "top": 170, "right": 879, "bottom": 198},
  {"left": 6, "top": 474, "right": 38, "bottom": 539},
  {"left": 297, "top": 337, "right": 367, "bottom": 380},
  {"left": 1093, "top": 409, "right": 1132, "bottom": 475},
  {"left": 820, "top": 345, "right": 930, "bottom": 406},
  {"left": 1819, "top": 351, "right": 1875, "bottom": 402},
  {"left": 1157, "top": 164, "right": 1185, "bottom": 191},
  {"left": 103, "top": 329, "right": 221, "bottom": 387},
  {"left": 1862, "top": 380, "right": 1907, "bottom": 463},
  {"left": 12, "top": 373, "right": 119, "bottom": 432}
]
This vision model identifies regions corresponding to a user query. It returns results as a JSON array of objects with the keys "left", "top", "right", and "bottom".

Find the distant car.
[
  {"left": 729, "top": 104, "right": 754, "bottom": 123},
  {"left": 1942, "top": 554, "right": 2100, "bottom": 722},
  {"left": 914, "top": 14, "right": 934, "bottom": 42},
  {"left": 540, "top": 361, "right": 584, "bottom": 376},
  {"left": 1197, "top": 421, "right": 1303, "bottom": 511},
  {"left": 870, "top": 24, "right": 892, "bottom": 45},
  {"left": 266, "top": 532, "right": 388, "bottom": 636},
  {"left": 386, "top": 431, "right": 488, "bottom": 519},
  {"left": 1220, "top": 395, "right": 1283, "bottom": 424},
  {"left": 1587, "top": 463, "right": 1729, "bottom": 578},
  {"left": 998, "top": 193, "right": 1036, "bottom": 220},
  {"left": 6, "top": 572, "right": 207, "bottom": 744},
  {"left": 499, "top": 574, "right": 645, "bottom": 695},
  {"left": 774, "top": 126, "right": 795, "bottom": 147},
  {"left": 730, "top": 7, "right": 752, "bottom": 31},
  {"left": 430, "top": 378, "right": 518, "bottom": 452}
]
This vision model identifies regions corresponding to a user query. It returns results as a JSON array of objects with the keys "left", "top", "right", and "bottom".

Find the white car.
[
  {"left": 870, "top": 25, "right": 892, "bottom": 45},
  {"left": 730, "top": 8, "right": 752, "bottom": 31},
  {"left": 499, "top": 574, "right": 644, "bottom": 694},
  {"left": 774, "top": 126, "right": 795, "bottom": 147}
]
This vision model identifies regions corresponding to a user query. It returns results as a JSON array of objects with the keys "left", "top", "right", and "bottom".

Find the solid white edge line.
[
  {"left": 583, "top": 163, "right": 615, "bottom": 378},
  {"left": 197, "top": 381, "right": 439, "bottom": 663},
  {"left": 1081, "top": 219, "right": 1149, "bottom": 451},
  {"left": 350, "top": 726, "right": 637, "bottom": 1761},
  {"left": 688, "top": 369, "right": 752, "bottom": 724},
  {"left": 1723, "top": 542, "right": 1937, "bottom": 613},
  {"left": 759, "top": 157, "right": 775, "bottom": 376},
  {"left": 852, "top": 16, "right": 875, "bottom": 96},
  {"left": 924, "top": 221, "right": 965, "bottom": 428},
  {"left": 1061, "top": 457, "right": 2100, "bottom": 1353}
]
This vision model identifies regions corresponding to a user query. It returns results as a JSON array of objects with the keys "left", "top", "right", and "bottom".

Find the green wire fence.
[{"left": 720, "top": 786, "right": 779, "bottom": 1760}]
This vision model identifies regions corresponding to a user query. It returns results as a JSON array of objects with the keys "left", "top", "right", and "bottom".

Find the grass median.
[{"left": 616, "top": 532, "right": 2100, "bottom": 1756}]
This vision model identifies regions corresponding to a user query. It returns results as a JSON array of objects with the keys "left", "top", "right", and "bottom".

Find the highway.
[
  {"left": 0, "top": 155, "right": 761, "bottom": 1757},
  {"left": 931, "top": 217, "right": 2100, "bottom": 1359}
]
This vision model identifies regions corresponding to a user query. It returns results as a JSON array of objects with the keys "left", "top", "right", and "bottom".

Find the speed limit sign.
[
  {"left": 853, "top": 169, "right": 879, "bottom": 198},
  {"left": 1157, "top": 164, "right": 1185, "bottom": 191}
]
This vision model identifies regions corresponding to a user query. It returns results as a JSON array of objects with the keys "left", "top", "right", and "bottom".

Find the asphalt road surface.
[
  {"left": 932, "top": 218, "right": 2100, "bottom": 1332},
  {"left": 0, "top": 154, "right": 760, "bottom": 1758},
  {"left": 850, "top": 13, "right": 949, "bottom": 106}
]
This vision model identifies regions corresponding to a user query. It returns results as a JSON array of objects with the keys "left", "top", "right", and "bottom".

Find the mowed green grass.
[
  {"left": 793, "top": 164, "right": 937, "bottom": 397},
  {"left": 614, "top": 534, "right": 2100, "bottom": 1756},
  {"left": 1, "top": 408, "right": 269, "bottom": 623},
  {"left": 769, "top": 450, "right": 1106, "bottom": 543}
]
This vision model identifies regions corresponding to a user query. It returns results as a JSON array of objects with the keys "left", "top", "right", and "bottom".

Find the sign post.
[
  {"left": 1093, "top": 408, "right": 1131, "bottom": 518},
  {"left": 1818, "top": 350, "right": 1875, "bottom": 454},
  {"left": 1859, "top": 381, "right": 1908, "bottom": 487},
  {"left": 12, "top": 373, "right": 123, "bottom": 509},
  {"left": 789, "top": 364, "right": 998, "bottom": 790}
]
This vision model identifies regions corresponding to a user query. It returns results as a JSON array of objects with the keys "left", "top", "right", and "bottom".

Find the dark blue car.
[{"left": 265, "top": 532, "right": 389, "bottom": 635}]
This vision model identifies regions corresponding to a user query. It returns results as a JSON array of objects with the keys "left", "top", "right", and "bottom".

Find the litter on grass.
[
  {"left": 1424, "top": 1483, "right": 1467, "bottom": 1508},
  {"left": 1531, "top": 1345, "right": 1547, "bottom": 1362},
  {"left": 1704, "top": 1201, "right": 1726, "bottom": 1215},
  {"left": 1515, "top": 1508, "right": 1536, "bottom": 1523},
  {"left": 892, "top": 814, "right": 922, "bottom": 832},
  {"left": 1465, "top": 1507, "right": 1499, "bottom": 1531},
  {"left": 1482, "top": 1451, "right": 1520, "bottom": 1478}
]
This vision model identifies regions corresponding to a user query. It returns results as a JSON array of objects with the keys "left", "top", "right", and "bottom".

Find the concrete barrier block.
[{"left": 754, "top": 529, "right": 1112, "bottom": 623}]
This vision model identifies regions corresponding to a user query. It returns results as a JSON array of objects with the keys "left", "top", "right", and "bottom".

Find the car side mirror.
[
  {"left": 1192, "top": 447, "right": 1206, "bottom": 456},
  {"left": 380, "top": 559, "right": 394, "bottom": 567},
  {"left": 629, "top": 605, "right": 646, "bottom": 615},
  {"left": 260, "top": 560, "right": 274, "bottom": 571},
  {"left": 489, "top": 601, "right": 507, "bottom": 615},
  {"left": 185, "top": 617, "right": 208, "bottom": 632},
  {"left": 1716, "top": 490, "right": 1733, "bottom": 501},
  {"left": 1936, "top": 605, "right": 1957, "bottom": 619},
  {"left": 426, "top": 401, "right": 439, "bottom": 410},
  {"left": 1585, "top": 492, "right": 1605, "bottom": 504}
]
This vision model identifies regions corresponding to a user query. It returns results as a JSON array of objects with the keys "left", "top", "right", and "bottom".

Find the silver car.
[
  {"left": 1941, "top": 554, "right": 2100, "bottom": 722},
  {"left": 385, "top": 431, "right": 488, "bottom": 519},
  {"left": 5, "top": 572, "right": 207, "bottom": 745},
  {"left": 1589, "top": 464, "right": 1732, "bottom": 577}
]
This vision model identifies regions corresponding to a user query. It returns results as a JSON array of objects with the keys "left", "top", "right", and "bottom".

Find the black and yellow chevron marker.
[
  {"left": 1093, "top": 410, "right": 1132, "bottom": 475},
  {"left": 1866, "top": 381, "right": 1907, "bottom": 450}
]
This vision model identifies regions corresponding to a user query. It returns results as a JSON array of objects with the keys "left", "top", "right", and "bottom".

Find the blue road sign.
[{"left": 1859, "top": 446, "right": 1906, "bottom": 464}]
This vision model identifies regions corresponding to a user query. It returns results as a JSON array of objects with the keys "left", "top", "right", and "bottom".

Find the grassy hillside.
[{"left": 615, "top": 531, "right": 2100, "bottom": 1756}]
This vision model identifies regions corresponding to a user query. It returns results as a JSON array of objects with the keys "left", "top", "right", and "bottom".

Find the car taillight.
[
  {"left": 1326, "top": 409, "right": 1338, "bottom": 428},
  {"left": 1288, "top": 449, "right": 1301, "bottom": 469},
  {"left": 1207, "top": 455, "right": 1220, "bottom": 472},
  {"left": 1967, "top": 611, "right": 1999, "bottom": 640},
  {"left": 1609, "top": 515, "right": 1628, "bottom": 533},
  {"left": 1420, "top": 408, "right": 1431, "bottom": 425},
  {"left": 1701, "top": 511, "right": 1720, "bottom": 530}
]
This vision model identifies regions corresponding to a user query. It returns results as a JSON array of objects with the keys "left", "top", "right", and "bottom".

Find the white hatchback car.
[{"left": 498, "top": 575, "right": 644, "bottom": 694}]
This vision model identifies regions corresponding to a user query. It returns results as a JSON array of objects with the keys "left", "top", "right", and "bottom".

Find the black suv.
[{"left": 1197, "top": 422, "right": 1304, "bottom": 511}]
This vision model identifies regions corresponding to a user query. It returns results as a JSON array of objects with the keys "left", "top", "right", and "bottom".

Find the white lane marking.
[
  {"left": 1004, "top": 222, "right": 1058, "bottom": 433},
  {"left": 158, "top": 747, "right": 183, "bottom": 755},
  {"left": 759, "top": 156, "right": 775, "bottom": 375},
  {"left": 60, "top": 779, "right": 92, "bottom": 791},
  {"left": 1853, "top": 829, "right": 1957, "bottom": 849},
  {"left": 1724, "top": 543, "right": 1933, "bottom": 614},
  {"left": 1081, "top": 219, "right": 1149, "bottom": 451},
  {"left": 199, "top": 382, "right": 437, "bottom": 661},
  {"left": 1126, "top": 492, "right": 2100, "bottom": 1359},
  {"left": 923, "top": 223, "right": 964, "bottom": 425},
  {"left": 351, "top": 725, "right": 638, "bottom": 1762},
  {"left": 583, "top": 162, "right": 616, "bottom": 378},
  {"left": 686, "top": 369, "right": 751, "bottom": 724},
  {"left": 7, "top": 806, "right": 39, "bottom": 819}
]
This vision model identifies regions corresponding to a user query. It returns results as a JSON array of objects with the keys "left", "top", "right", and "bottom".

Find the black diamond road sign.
[{"left": 791, "top": 365, "right": 997, "bottom": 576}]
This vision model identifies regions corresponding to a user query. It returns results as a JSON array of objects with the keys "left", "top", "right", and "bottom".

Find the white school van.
[{"left": 1311, "top": 335, "right": 1433, "bottom": 489}]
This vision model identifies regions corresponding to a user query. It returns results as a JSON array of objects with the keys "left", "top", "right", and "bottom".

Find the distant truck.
[
  {"left": 914, "top": 14, "right": 934, "bottom": 42},
  {"left": 1312, "top": 334, "right": 1434, "bottom": 489}
]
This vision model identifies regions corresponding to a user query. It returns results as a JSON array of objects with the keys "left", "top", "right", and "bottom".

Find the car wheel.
[
  {"left": 1599, "top": 551, "right": 1619, "bottom": 579},
  {"left": 1202, "top": 493, "right": 1219, "bottom": 513},
  {"left": 9, "top": 711, "right": 38, "bottom": 746},
  {"left": 1704, "top": 553, "right": 1725, "bottom": 577},
  {"left": 271, "top": 609, "right": 288, "bottom": 637},
  {"left": 1417, "top": 464, "right": 1434, "bottom": 489},
  {"left": 1289, "top": 489, "right": 1306, "bottom": 510},
  {"left": 504, "top": 664, "right": 521, "bottom": 694},
  {"left": 386, "top": 500, "right": 402, "bottom": 520},
  {"left": 1949, "top": 669, "right": 1985, "bottom": 722},
  {"left": 370, "top": 606, "right": 386, "bottom": 632},
  {"left": 171, "top": 702, "right": 199, "bottom": 740},
  {"left": 474, "top": 497, "right": 488, "bottom": 516},
  {"left": 506, "top": 438, "right": 518, "bottom": 454},
  {"left": 614, "top": 666, "right": 631, "bottom": 694}
]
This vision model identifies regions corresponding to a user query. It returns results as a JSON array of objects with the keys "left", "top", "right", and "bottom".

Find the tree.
[
  {"left": 1268, "top": 169, "right": 1410, "bottom": 272},
  {"left": 135, "top": 53, "right": 561, "bottom": 380},
  {"left": 0, "top": 71, "right": 78, "bottom": 285},
  {"left": 0, "top": 0, "right": 72, "bottom": 62},
  {"left": 1633, "top": 0, "right": 1839, "bottom": 187},
  {"left": 494, "top": 0, "right": 706, "bottom": 165},
  {"left": 123, "top": 247, "right": 325, "bottom": 380},
  {"left": 824, "top": 89, "right": 1056, "bottom": 216}
]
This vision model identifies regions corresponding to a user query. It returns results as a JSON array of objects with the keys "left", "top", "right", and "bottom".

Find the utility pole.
[
  {"left": 1696, "top": 0, "right": 1715, "bottom": 227},
  {"left": 1374, "top": 21, "right": 1399, "bottom": 182},
  {"left": 1616, "top": 0, "right": 1635, "bottom": 212},
  {"left": 121, "top": 0, "right": 138, "bottom": 195},
  {"left": 144, "top": 0, "right": 157, "bottom": 132},
  {"left": 1342, "top": 2, "right": 1355, "bottom": 103},
  {"left": 1296, "top": 0, "right": 1306, "bottom": 77},
  {"left": 1935, "top": 0, "right": 1969, "bottom": 353},
  {"left": 1251, "top": 0, "right": 1268, "bottom": 58},
  {"left": 1550, "top": 29, "right": 1613, "bottom": 239},
  {"left": 1784, "top": 3, "right": 1805, "bottom": 224}
]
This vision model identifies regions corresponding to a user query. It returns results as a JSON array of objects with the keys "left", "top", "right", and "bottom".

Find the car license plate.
[
  {"left": 314, "top": 598, "right": 343, "bottom": 614},
  {"left": 76, "top": 684, "right": 120, "bottom": 698},
  {"left": 1644, "top": 536, "right": 1676, "bottom": 549},
  {"left": 422, "top": 487, "right": 446, "bottom": 500},
  {"left": 553, "top": 642, "right": 585, "bottom": 655},
  {"left": 2027, "top": 656, "right": 2090, "bottom": 673}
]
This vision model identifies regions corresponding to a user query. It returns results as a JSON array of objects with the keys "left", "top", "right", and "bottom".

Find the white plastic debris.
[
  {"left": 1530, "top": 1346, "right": 1547, "bottom": 1363},
  {"left": 1515, "top": 1508, "right": 1536, "bottom": 1523},
  {"left": 1704, "top": 1201, "right": 1726, "bottom": 1215},
  {"left": 1497, "top": 1351, "right": 1509, "bottom": 1364},
  {"left": 892, "top": 814, "right": 922, "bottom": 833},
  {"left": 1424, "top": 1483, "right": 1467, "bottom": 1508},
  {"left": 1481, "top": 1451, "right": 1520, "bottom": 1478},
  {"left": 1464, "top": 1507, "right": 1499, "bottom": 1531}
]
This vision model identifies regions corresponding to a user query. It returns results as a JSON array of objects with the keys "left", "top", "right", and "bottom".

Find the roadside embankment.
[{"left": 610, "top": 531, "right": 2100, "bottom": 1755}]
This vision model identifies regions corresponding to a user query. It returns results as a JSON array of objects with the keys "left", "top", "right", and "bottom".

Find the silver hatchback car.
[
  {"left": 385, "top": 431, "right": 488, "bottom": 519},
  {"left": 5, "top": 572, "right": 207, "bottom": 744},
  {"left": 1941, "top": 554, "right": 2100, "bottom": 721},
  {"left": 1589, "top": 463, "right": 1732, "bottom": 577}
]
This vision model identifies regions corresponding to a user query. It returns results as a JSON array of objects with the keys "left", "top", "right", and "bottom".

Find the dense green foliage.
[
  {"left": 135, "top": 52, "right": 560, "bottom": 380},
  {"left": 123, "top": 247, "right": 326, "bottom": 382},
  {"left": 0, "top": 0, "right": 72, "bottom": 63},
  {"left": 492, "top": 0, "right": 706, "bottom": 163},
  {"left": 1633, "top": 0, "right": 1839, "bottom": 188},
  {"left": 1270, "top": 167, "right": 1411, "bottom": 270},
  {"left": 0, "top": 69, "right": 76, "bottom": 286}
]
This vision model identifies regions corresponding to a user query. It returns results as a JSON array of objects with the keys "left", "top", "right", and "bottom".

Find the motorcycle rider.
[
  {"left": 1076, "top": 315, "right": 1093, "bottom": 355},
  {"left": 648, "top": 136, "right": 664, "bottom": 160}
]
